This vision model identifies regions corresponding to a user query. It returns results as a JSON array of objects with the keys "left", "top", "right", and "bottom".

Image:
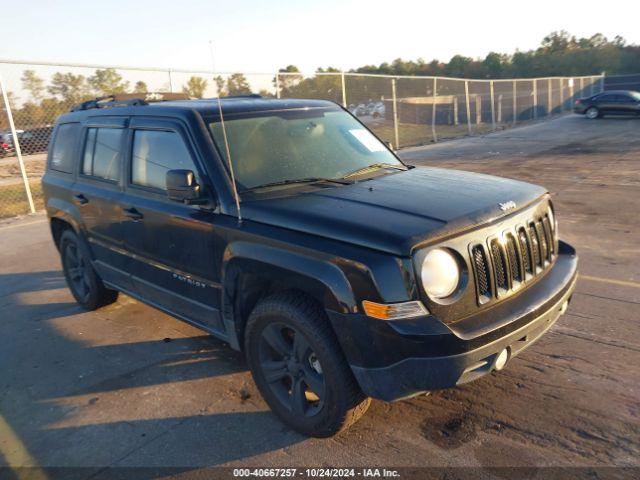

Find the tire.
[
  {"left": 585, "top": 107, "right": 600, "bottom": 119},
  {"left": 59, "top": 229, "right": 118, "bottom": 310},
  {"left": 245, "top": 292, "right": 371, "bottom": 437}
]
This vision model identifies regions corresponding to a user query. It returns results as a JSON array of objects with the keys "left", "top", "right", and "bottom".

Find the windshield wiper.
[
  {"left": 244, "top": 177, "right": 351, "bottom": 192},
  {"left": 341, "top": 163, "right": 407, "bottom": 179}
]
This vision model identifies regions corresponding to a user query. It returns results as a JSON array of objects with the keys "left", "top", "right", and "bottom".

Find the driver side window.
[{"left": 131, "top": 130, "right": 199, "bottom": 190}]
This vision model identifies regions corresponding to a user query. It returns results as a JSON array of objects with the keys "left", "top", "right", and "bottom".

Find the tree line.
[{"left": 350, "top": 31, "right": 640, "bottom": 78}]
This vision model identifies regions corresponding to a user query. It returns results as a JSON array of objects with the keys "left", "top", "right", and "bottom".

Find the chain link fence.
[{"left": 0, "top": 59, "right": 604, "bottom": 219}]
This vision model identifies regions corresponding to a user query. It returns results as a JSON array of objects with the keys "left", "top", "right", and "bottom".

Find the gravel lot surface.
[{"left": 1, "top": 114, "right": 638, "bottom": 479}]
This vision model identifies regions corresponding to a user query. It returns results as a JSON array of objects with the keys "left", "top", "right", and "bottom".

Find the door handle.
[
  {"left": 73, "top": 193, "right": 89, "bottom": 205},
  {"left": 122, "top": 207, "right": 144, "bottom": 221}
]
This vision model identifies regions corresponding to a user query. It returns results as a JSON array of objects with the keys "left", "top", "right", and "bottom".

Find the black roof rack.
[{"left": 70, "top": 92, "right": 190, "bottom": 112}]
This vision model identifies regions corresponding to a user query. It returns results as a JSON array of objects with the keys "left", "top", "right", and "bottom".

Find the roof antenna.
[{"left": 210, "top": 41, "right": 242, "bottom": 222}]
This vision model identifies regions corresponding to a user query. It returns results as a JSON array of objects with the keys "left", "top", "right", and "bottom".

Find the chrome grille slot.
[
  {"left": 542, "top": 216, "right": 554, "bottom": 256},
  {"left": 490, "top": 240, "right": 508, "bottom": 292},
  {"left": 535, "top": 220, "right": 548, "bottom": 263},
  {"left": 529, "top": 223, "right": 541, "bottom": 269},
  {"left": 471, "top": 245, "right": 491, "bottom": 303},
  {"left": 505, "top": 233, "right": 522, "bottom": 284},
  {"left": 517, "top": 227, "right": 532, "bottom": 275}
]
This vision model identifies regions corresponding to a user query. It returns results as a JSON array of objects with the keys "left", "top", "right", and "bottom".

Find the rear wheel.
[
  {"left": 245, "top": 293, "right": 370, "bottom": 437},
  {"left": 60, "top": 230, "right": 118, "bottom": 310},
  {"left": 585, "top": 106, "right": 600, "bottom": 119}
]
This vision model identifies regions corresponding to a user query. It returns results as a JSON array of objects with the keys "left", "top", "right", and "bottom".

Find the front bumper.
[{"left": 328, "top": 241, "right": 578, "bottom": 401}]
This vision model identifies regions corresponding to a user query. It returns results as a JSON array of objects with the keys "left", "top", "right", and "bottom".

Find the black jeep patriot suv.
[{"left": 42, "top": 93, "right": 578, "bottom": 437}]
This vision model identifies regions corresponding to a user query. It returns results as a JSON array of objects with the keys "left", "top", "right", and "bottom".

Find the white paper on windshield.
[{"left": 349, "top": 129, "right": 385, "bottom": 152}]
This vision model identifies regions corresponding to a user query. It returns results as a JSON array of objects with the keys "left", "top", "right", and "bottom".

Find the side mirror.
[{"left": 166, "top": 169, "right": 202, "bottom": 204}]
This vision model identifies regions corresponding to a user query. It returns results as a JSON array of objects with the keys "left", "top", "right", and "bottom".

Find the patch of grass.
[
  {"left": 368, "top": 121, "right": 496, "bottom": 149},
  {"left": 0, "top": 180, "right": 44, "bottom": 219}
]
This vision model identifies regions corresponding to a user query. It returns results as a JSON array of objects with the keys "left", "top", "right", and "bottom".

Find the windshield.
[{"left": 208, "top": 107, "right": 404, "bottom": 192}]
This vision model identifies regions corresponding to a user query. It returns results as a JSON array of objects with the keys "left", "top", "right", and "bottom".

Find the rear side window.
[
  {"left": 131, "top": 130, "right": 199, "bottom": 190},
  {"left": 49, "top": 123, "right": 80, "bottom": 173},
  {"left": 82, "top": 127, "right": 124, "bottom": 182}
]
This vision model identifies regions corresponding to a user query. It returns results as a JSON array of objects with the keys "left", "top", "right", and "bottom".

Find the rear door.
[
  {"left": 119, "top": 116, "right": 225, "bottom": 334},
  {"left": 73, "top": 117, "right": 131, "bottom": 289}
]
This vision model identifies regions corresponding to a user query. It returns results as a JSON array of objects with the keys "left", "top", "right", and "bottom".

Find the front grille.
[{"left": 470, "top": 213, "right": 557, "bottom": 305}]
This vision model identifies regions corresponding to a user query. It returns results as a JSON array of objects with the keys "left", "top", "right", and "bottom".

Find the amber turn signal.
[{"left": 362, "top": 300, "right": 429, "bottom": 320}]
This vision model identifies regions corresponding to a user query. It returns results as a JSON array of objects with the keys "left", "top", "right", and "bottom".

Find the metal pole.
[
  {"left": 431, "top": 77, "right": 438, "bottom": 142},
  {"left": 391, "top": 78, "right": 399, "bottom": 149},
  {"left": 168, "top": 68, "right": 174, "bottom": 92},
  {"left": 512, "top": 80, "right": 517, "bottom": 125},
  {"left": 559, "top": 78, "right": 564, "bottom": 112},
  {"left": 490, "top": 80, "right": 496, "bottom": 131},
  {"left": 548, "top": 78, "right": 552, "bottom": 116},
  {"left": 498, "top": 94, "right": 503, "bottom": 124},
  {"left": 532, "top": 79, "right": 537, "bottom": 120},
  {"left": 453, "top": 96, "right": 458, "bottom": 126},
  {"left": 464, "top": 80, "right": 472, "bottom": 135},
  {"left": 275, "top": 73, "right": 280, "bottom": 99},
  {"left": 569, "top": 77, "right": 574, "bottom": 104},
  {"left": 581, "top": 77, "right": 584, "bottom": 98},
  {"left": 590, "top": 77, "right": 595, "bottom": 96},
  {"left": 0, "top": 73, "right": 35, "bottom": 214},
  {"left": 341, "top": 72, "right": 347, "bottom": 108}
]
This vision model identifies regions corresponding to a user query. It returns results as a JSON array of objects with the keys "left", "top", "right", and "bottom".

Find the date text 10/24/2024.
[{"left": 232, "top": 468, "right": 401, "bottom": 478}]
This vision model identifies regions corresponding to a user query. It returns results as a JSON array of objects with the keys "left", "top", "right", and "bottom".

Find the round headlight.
[{"left": 421, "top": 248, "right": 460, "bottom": 299}]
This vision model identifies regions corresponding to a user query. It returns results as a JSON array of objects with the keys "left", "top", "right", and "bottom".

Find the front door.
[{"left": 120, "top": 117, "right": 224, "bottom": 334}]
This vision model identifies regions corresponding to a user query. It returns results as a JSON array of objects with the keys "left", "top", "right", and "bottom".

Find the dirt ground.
[{"left": 0, "top": 114, "right": 638, "bottom": 479}]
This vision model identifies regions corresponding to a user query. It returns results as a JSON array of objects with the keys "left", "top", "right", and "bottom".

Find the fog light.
[{"left": 495, "top": 348, "right": 509, "bottom": 371}]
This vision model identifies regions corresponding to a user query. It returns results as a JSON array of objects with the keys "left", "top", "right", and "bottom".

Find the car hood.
[{"left": 240, "top": 166, "right": 547, "bottom": 256}]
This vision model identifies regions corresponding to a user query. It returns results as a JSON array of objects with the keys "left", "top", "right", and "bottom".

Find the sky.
[{"left": 1, "top": 0, "right": 638, "bottom": 73}]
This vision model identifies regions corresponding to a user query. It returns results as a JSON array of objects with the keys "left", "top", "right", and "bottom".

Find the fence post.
[
  {"left": 0, "top": 73, "right": 36, "bottom": 214},
  {"left": 580, "top": 77, "right": 584, "bottom": 98},
  {"left": 569, "top": 77, "right": 574, "bottom": 104},
  {"left": 453, "top": 97, "right": 459, "bottom": 125},
  {"left": 464, "top": 80, "right": 472, "bottom": 135},
  {"left": 532, "top": 79, "right": 537, "bottom": 120},
  {"left": 600, "top": 73, "right": 605, "bottom": 93},
  {"left": 590, "top": 77, "right": 595, "bottom": 96},
  {"left": 391, "top": 78, "right": 399, "bottom": 149},
  {"left": 547, "top": 78, "right": 552, "bottom": 116},
  {"left": 341, "top": 72, "right": 347, "bottom": 108},
  {"left": 559, "top": 78, "right": 564, "bottom": 112},
  {"left": 168, "top": 68, "right": 174, "bottom": 93},
  {"left": 275, "top": 73, "right": 280, "bottom": 99},
  {"left": 490, "top": 80, "right": 496, "bottom": 131},
  {"left": 497, "top": 94, "right": 503, "bottom": 124},
  {"left": 431, "top": 77, "right": 438, "bottom": 142},
  {"left": 512, "top": 80, "right": 517, "bottom": 125}
]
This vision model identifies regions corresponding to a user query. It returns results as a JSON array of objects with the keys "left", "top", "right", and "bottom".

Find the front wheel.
[
  {"left": 245, "top": 293, "right": 370, "bottom": 437},
  {"left": 585, "top": 107, "right": 600, "bottom": 119}
]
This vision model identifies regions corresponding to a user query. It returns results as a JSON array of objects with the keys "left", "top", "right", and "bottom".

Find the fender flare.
[
  {"left": 47, "top": 197, "right": 84, "bottom": 249},
  {"left": 220, "top": 241, "right": 357, "bottom": 350}
]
